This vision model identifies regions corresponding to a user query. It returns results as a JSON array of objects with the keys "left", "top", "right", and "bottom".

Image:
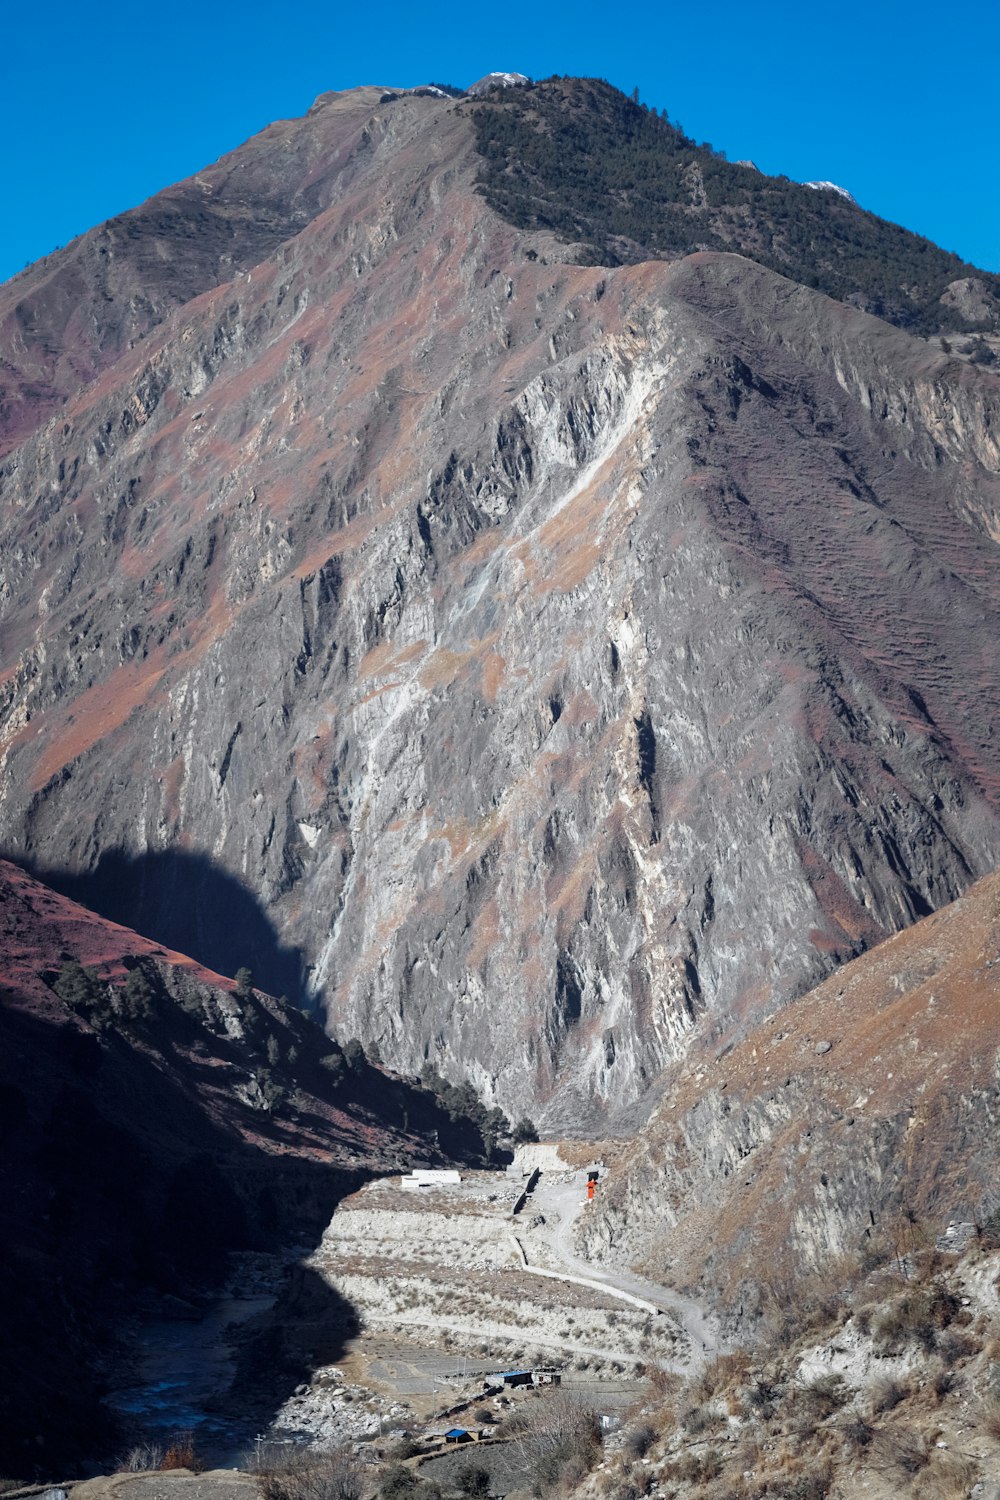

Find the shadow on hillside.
[
  {"left": 9, "top": 846, "right": 306, "bottom": 1002},
  {"left": 0, "top": 1001, "right": 360, "bottom": 1480}
]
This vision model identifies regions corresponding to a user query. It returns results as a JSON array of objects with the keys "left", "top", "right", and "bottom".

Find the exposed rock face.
[
  {"left": 940, "top": 275, "right": 1000, "bottom": 327},
  {"left": 1, "top": 87, "right": 1000, "bottom": 1127},
  {"left": 0, "top": 88, "right": 414, "bottom": 458},
  {"left": 578, "top": 868, "right": 1000, "bottom": 1330}
]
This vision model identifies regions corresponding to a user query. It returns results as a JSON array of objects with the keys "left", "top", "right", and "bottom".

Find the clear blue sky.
[{"left": 2, "top": 0, "right": 998, "bottom": 287}]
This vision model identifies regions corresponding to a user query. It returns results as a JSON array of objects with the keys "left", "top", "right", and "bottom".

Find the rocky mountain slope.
[
  {"left": 577, "top": 1234, "right": 1000, "bottom": 1500},
  {"left": 579, "top": 866, "right": 1000, "bottom": 1331},
  {"left": 1, "top": 81, "right": 999, "bottom": 1129},
  {"left": 0, "top": 90, "right": 400, "bottom": 458},
  {"left": 0, "top": 858, "right": 482, "bottom": 1477}
]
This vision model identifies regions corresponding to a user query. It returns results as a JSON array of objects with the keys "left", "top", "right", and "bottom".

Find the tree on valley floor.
[
  {"left": 376, "top": 1466, "right": 419, "bottom": 1500},
  {"left": 119, "top": 1441, "right": 165, "bottom": 1472},
  {"left": 253, "top": 1442, "right": 360, "bottom": 1500},
  {"left": 479, "top": 1104, "right": 510, "bottom": 1162},
  {"left": 454, "top": 1465, "right": 490, "bottom": 1499},
  {"left": 513, "top": 1116, "right": 539, "bottom": 1144},
  {"left": 418, "top": 1062, "right": 514, "bottom": 1155},
  {"left": 505, "top": 1390, "right": 601, "bottom": 1490},
  {"left": 161, "top": 1431, "right": 202, "bottom": 1472}
]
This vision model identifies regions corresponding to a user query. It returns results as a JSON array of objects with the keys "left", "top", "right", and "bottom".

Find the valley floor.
[
  {"left": 34, "top": 1147, "right": 1000, "bottom": 1500},
  {"left": 273, "top": 1150, "right": 709, "bottom": 1444}
]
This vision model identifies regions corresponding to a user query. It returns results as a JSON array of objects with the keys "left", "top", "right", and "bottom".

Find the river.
[{"left": 106, "top": 1288, "right": 278, "bottom": 1468}]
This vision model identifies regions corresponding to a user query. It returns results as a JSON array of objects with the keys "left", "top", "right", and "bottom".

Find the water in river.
[{"left": 106, "top": 1292, "right": 276, "bottom": 1468}]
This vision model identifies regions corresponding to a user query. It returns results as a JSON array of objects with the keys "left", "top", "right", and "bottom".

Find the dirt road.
[{"left": 519, "top": 1169, "right": 725, "bottom": 1371}]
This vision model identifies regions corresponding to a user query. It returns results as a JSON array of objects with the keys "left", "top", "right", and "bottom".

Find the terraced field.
[{"left": 268, "top": 1157, "right": 701, "bottom": 1444}]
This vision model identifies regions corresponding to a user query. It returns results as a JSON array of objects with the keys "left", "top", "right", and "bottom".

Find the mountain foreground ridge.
[
  {"left": 0, "top": 856, "right": 488, "bottom": 1475},
  {"left": 4, "top": 854, "right": 1000, "bottom": 1486},
  {"left": 0, "top": 76, "right": 999, "bottom": 1133},
  {"left": 582, "top": 864, "right": 1000, "bottom": 1317}
]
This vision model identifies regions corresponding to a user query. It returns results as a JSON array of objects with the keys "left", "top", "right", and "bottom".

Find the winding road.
[{"left": 517, "top": 1167, "right": 726, "bottom": 1372}]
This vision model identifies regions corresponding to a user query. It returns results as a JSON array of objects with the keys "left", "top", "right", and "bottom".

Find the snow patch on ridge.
[
  {"left": 377, "top": 85, "right": 455, "bottom": 99},
  {"left": 804, "top": 180, "right": 856, "bottom": 204},
  {"left": 466, "top": 72, "right": 531, "bottom": 97}
]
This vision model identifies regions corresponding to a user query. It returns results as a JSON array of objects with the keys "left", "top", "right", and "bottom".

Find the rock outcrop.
[
  {"left": 1, "top": 86, "right": 999, "bottom": 1128},
  {"left": 578, "top": 868, "right": 1000, "bottom": 1330}
]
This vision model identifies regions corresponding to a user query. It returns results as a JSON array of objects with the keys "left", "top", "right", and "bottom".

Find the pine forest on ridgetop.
[{"left": 470, "top": 76, "right": 1000, "bottom": 336}]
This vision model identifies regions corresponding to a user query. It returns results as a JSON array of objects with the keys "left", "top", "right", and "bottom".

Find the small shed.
[
  {"left": 400, "top": 1168, "right": 462, "bottom": 1192},
  {"left": 445, "top": 1428, "right": 472, "bottom": 1445},
  {"left": 499, "top": 1369, "right": 533, "bottom": 1388}
]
